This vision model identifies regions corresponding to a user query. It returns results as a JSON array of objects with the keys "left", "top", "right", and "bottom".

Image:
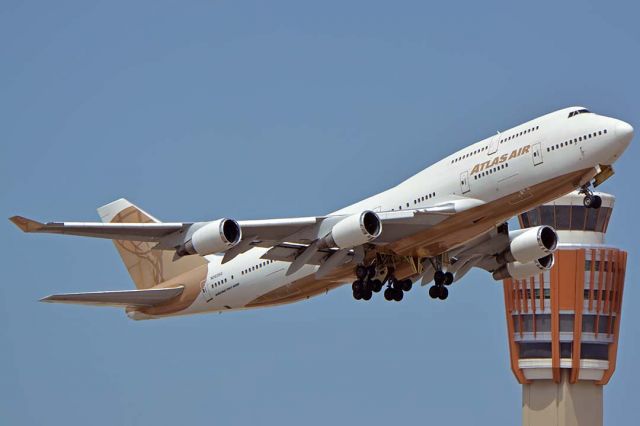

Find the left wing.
[
  {"left": 9, "top": 216, "right": 187, "bottom": 241},
  {"left": 40, "top": 286, "right": 184, "bottom": 307},
  {"left": 10, "top": 197, "right": 489, "bottom": 275}
]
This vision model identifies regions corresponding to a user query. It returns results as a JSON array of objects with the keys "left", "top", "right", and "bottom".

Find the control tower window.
[
  {"left": 559, "top": 314, "right": 574, "bottom": 332},
  {"left": 560, "top": 342, "right": 573, "bottom": 358},
  {"left": 580, "top": 343, "right": 609, "bottom": 360},
  {"left": 596, "top": 207, "right": 612, "bottom": 233},
  {"left": 521, "top": 205, "right": 611, "bottom": 232},
  {"left": 519, "top": 342, "right": 552, "bottom": 359},
  {"left": 540, "top": 206, "right": 554, "bottom": 225},
  {"left": 585, "top": 207, "right": 599, "bottom": 231},
  {"left": 555, "top": 206, "right": 571, "bottom": 229},
  {"left": 571, "top": 206, "right": 586, "bottom": 230}
]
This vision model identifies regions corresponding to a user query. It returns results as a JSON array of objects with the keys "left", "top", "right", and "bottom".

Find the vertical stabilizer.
[{"left": 97, "top": 199, "right": 206, "bottom": 289}]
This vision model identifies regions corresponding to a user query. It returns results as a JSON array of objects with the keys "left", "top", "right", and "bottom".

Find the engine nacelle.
[
  {"left": 323, "top": 211, "right": 382, "bottom": 249},
  {"left": 497, "top": 225, "right": 558, "bottom": 264},
  {"left": 492, "top": 253, "right": 554, "bottom": 280},
  {"left": 176, "top": 219, "right": 242, "bottom": 257}
]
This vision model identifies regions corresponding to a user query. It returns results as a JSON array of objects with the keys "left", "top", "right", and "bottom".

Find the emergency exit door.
[{"left": 532, "top": 142, "right": 544, "bottom": 166}]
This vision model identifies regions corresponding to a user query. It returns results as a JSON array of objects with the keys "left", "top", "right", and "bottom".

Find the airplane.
[{"left": 10, "top": 106, "right": 633, "bottom": 320}]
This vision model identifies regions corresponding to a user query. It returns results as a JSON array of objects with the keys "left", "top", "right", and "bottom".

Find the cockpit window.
[{"left": 568, "top": 109, "right": 591, "bottom": 118}]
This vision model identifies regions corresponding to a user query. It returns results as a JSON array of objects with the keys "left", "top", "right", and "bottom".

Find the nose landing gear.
[{"left": 579, "top": 184, "right": 602, "bottom": 209}]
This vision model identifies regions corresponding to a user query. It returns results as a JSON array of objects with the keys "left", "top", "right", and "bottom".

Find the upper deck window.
[{"left": 568, "top": 109, "right": 591, "bottom": 118}]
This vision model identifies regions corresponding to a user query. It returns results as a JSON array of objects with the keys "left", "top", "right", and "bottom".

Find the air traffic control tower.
[{"left": 501, "top": 191, "right": 628, "bottom": 426}]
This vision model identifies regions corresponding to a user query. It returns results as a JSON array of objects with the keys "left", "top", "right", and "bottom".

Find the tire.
[
  {"left": 401, "top": 279, "right": 412, "bottom": 292},
  {"left": 592, "top": 195, "right": 602, "bottom": 209},
  {"left": 384, "top": 288, "right": 394, "bottom": 301},
  {"left": 352, "top": 280, "right": 363, "bottom": 293},
  {"left": 429, "top": 285, "right": 439, "bottom": 299},
  {"left": 583, "top": 195, "right": 593, "bottom": 208},
  {"left": 356, "top": 265, "right": 368, "bottom": 280},
  {"left": 353, "top": 289, "right": 362, "bottom": 300},
  {"left": 371, "top": 279, "right": 383, "bottom": 293},
  {"left": 443, "top": 272, "right": 454, "bottom": 286},
  {"left": 434, "top": 270, "right": 445, "bottom": 285},
  {"left": 438, "top": 286, "right": 449, "bottom": 300},
  {"left": 393, "top": 289, "right": 404, "bottom": 302},
  {"left": 362, "top": 289, "right": 372, "bottom": 301}
]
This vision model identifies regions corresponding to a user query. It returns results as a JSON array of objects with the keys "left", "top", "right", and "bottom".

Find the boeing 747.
[{"left": 10, "top": 107, "right": 633, "bottom": 320}]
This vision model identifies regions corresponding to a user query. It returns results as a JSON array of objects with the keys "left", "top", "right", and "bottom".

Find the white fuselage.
[{"left": 170, "top": 107, "right": 632, "bottom": 318}]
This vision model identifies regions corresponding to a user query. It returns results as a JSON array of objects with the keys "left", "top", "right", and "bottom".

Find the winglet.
[{"left": 9, "top": 216, "right": 45, "bottom": 232}]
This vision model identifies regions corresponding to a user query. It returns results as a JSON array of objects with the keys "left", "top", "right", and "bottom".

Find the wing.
[
  {"left": 10, "top": 196, "right": 492, "bottom": 277},
  {"left": 40, "top": 286, "right": 184, "bottom": 307},
  {"left": 9, "top": 216, "right": 186, "bottom": 241}
]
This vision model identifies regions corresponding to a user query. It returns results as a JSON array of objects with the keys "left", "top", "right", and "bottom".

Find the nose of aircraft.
[
  {"left": 616, "top": 120, "right": 634, "bottom": 141},
  {"left": 615, "top": 119, "right": 634, "bottom": 153}
]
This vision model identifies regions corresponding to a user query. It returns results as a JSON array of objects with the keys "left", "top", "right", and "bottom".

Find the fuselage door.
[
  {"left": 532, "top": 142, "right": 543, "bottom": 166},
  {"left": 488, "top": 134, "right": 500, "bottom": 155},
  {"left": 460, "top": 171, "right": 470, "bottom": 194}
]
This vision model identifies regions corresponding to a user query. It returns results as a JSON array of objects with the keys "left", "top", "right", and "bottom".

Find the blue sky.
[{"left": 1, "top": 1, "right": 639, "bottom": 424}]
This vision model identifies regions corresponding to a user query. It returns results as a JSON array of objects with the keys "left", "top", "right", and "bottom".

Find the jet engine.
[
  {"left": 176, "top": 219, "right": 242, "bottom": 256},
  {"left": 496, "top": 225, "right": 558, "bottom": 264},
  {"left": 492, "top": 253, "right": 554, "bottom": 280},
  {"left": 323, "top": 211, "right": 382, "bottom": 249}
]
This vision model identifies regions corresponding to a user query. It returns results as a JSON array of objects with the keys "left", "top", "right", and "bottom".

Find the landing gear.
[
  {"left": 429, "top": 257, "right": 453, "bottom": 301},
  {"left": 383, "top": 286, "right": 403, "bottom": 302},
  {"left": 579, "top": 184, "right": 602, "bottom": 209},
  {"left": 433, "top": 271, "right": 453, "bottom": 286},
  {"left": 428, "top": 283, "right": 448, "bottom": 300},
  {"left": 353, "top": 263, "right": 412, "bottom": 302}
]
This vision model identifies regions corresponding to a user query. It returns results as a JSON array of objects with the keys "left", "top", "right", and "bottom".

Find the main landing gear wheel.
[
  {"left": 352, "top": 280, "right": 364, "bottom": 300},
  {"left": 433, "top": 270, "right": 453, "bottom": 286},
  {"left": 443, "top": 272, "right": 453, "bottom": 286},
  {"left": 384, "top": 287, "right": 394, "bottom": 301},
  {"left": 429, "top": 285, "right": 439, "bottom": 299},
  {"left": 382, "top": 279, "right": 406, "bottom": 302},
  {"left": 438, "top": 286, "right": 448, "bottom": 300},
  {"left": 361, "top": 289, "right": 373, "bottom": 301},
  {"left": 429, "top": 284, "right": 449, "bottom": 300},
  {"left": 370, "top": 279, "right": 383, "bottom": 293},
  {"left": 430, "top": 269, "right": 452, "bottom": 301},
  {"left": 393, "top": 288, "right": 404, "bottom": 301},
  {"left": 400, "top": 279, "right": 412, "bottom": 292}
]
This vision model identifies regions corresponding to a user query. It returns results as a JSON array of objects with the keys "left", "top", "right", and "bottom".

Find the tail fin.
[{"left": 97, "top": 199, "right": 206, "bottom": 289}]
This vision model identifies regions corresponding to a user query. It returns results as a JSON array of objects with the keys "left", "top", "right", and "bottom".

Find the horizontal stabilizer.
[{"left": 40, "top": 286, "right": 184, "bottom": 307}]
